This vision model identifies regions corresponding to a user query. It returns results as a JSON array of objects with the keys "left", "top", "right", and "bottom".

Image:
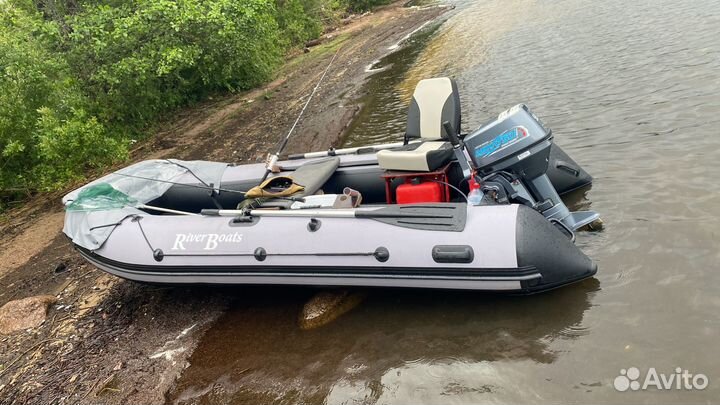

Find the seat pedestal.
[{"left": 381, "top": 162, "right": 454, "bottom": 204}]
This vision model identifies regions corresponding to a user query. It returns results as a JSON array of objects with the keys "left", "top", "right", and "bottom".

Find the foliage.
[
  {"left": 275, "top": 0, "right": 324, "bottom": 47},
  {"left": 345, "top": 0, "right": 392, "bottom": 12},
  {"left": 0, "top": 2, "right": 124, "bottom": 193},
  {"left": 67, "top": 0, "right": 284, "bottom": 128},
  {"left": 0, "top": 0, "right": 387, "bottom": 203}
]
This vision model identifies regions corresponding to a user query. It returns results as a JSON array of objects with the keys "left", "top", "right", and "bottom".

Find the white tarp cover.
[{"left": 62, "top": 159, "right": 227, "bottom": 250}]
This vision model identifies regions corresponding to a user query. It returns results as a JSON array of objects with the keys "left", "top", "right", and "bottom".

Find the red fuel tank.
[{"left": 396, "top": 181, "right": 443, "bottom": 204}]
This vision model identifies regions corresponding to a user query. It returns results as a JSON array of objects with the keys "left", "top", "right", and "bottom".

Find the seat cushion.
[
  {"left": 377, "top": 141, "right": 453, "bottom": 172},
  {"left": 406, "top": 77, "right": 461, "bottom": 141}
]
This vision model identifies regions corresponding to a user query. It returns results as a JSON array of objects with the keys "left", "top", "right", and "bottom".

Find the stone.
[
  {"left": 299, "top": 290, "right": 366, "bottom": 330},
  {"left": 0, "top": 295, "right": 57, "bottom": 334}
]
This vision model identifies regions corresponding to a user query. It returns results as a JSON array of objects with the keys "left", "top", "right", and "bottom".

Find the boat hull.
[{"left": 72, "top": 204, "right": 596, "bottom": 293}]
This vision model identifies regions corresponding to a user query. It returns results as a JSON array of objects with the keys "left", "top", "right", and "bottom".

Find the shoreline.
[{"left": 0, "top": 3, "right": 448, "bottom": 404}]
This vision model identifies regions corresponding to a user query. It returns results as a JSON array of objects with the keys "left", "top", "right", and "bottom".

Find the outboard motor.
[{"left": 456, "top": 104, "right": 599, "bottom": 232}]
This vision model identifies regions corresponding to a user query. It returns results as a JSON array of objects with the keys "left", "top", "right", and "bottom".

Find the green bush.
[
  {"left": 34, "top": 107, "right": 126, "bottom": 187},
  {"left": 0, "top": 0, "right": 388, "bottom": 205},
  {"left": 0, "top": 2, "right": 124, "bottom": 193},
  {"left": 275, "top": 0, "right": 323, "bottom": 47},
  {"left": 67, "top": 0, "right": 284, "bottom": 129},
  {"left": 346, "top": 0, "right": 391, "bottom": 12}
]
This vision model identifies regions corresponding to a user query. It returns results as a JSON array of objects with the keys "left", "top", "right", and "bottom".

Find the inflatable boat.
[{"left": 63, "top": 77, "right": 599, "bottom": 293}]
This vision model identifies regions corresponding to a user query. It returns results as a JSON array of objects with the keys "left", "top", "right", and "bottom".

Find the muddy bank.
[{"left": 0, "top": 3, "right": 448, "bottom": 404}]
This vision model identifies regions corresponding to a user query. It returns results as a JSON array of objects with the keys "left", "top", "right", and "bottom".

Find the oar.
[
  {"left": 137, "top": 205, "right": 451, "bottom": 219},
  {"left": 287, "top": 141, "right": 409, "bottom": 160},
  {"left": 199, "top": 208, "right": 453, "bottom": 219},
  {"left": 138, "top": 204, "right": 458, "bottom": 221},
  {"left": 140, "top": 204, "right": 462, "bottom": 231}
]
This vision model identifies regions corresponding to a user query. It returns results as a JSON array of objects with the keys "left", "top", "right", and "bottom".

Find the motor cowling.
[{"left": 464, "top": 104, "right": 599, "bottom": 231}]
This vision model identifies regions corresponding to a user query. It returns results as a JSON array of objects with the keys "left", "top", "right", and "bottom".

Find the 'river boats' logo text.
[{"left": 171, "top": 232, "right": 243, "bottom": 250}]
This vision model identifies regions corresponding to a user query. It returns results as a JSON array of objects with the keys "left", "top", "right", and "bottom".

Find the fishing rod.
[
  {"left": 103, "top": 51, "right": 347, "bottom": 207},
  {"left": 260, "top": 46, "right": 342, "bottom": 182}
]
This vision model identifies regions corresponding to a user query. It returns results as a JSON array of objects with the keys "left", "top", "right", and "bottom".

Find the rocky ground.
[{"left": 0, "top": 3, "right": 449, "bottom": 404}]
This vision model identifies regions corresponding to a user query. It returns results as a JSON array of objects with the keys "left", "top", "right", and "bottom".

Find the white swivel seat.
[{"left": 376, "top": 77, "right": 461, "bottom": 171}]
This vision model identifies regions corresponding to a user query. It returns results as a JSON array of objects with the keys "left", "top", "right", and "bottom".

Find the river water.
[{"left": 168, "top": 0, "right": 720, "bottom": 403}]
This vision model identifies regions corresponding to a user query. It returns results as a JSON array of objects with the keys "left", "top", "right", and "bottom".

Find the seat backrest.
[{"left": 406, "top": 77, "right": 461, "bottom": 141}]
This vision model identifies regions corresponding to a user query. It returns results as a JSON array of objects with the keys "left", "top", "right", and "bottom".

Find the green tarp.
[{"left": 66, "top": 182, "right": 138, "bottom": 212}]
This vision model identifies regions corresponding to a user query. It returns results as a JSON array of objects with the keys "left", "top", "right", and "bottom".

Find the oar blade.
[{"left": 358, "top": 203, "right": 467, "bottom": 232}]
